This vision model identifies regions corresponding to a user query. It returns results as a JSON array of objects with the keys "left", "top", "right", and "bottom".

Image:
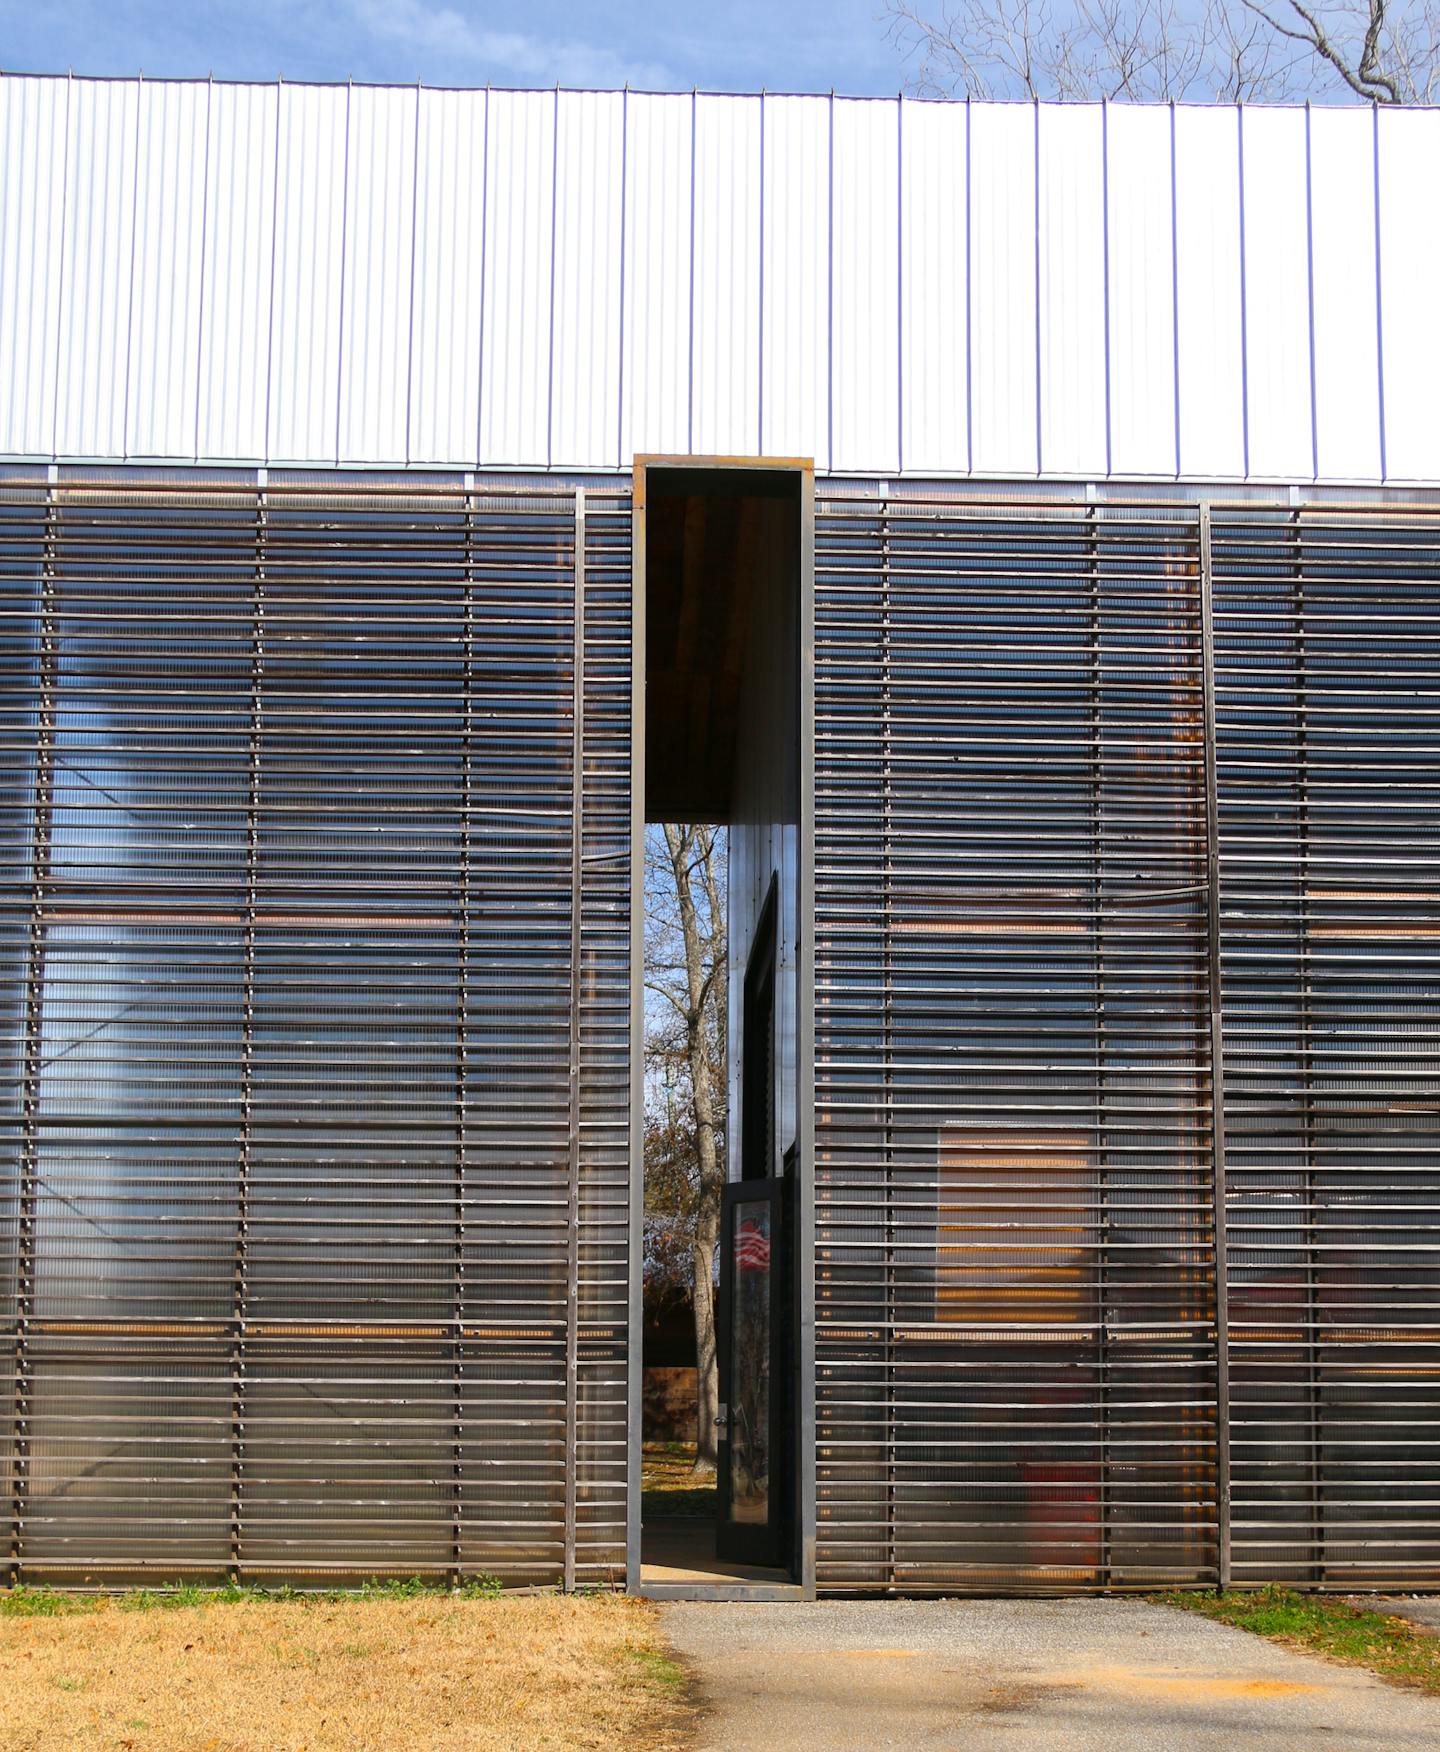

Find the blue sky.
[{"left": 0, "top": 0, "right": 911, "bottom": 94}]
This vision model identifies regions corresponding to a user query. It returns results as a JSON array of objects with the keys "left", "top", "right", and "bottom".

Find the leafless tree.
[
  {"left": 885, "top": 0, "right": 1440, "bottom": 102},
  {"left": 645, "top": 823, "right": 727, "bottom": 1472}
]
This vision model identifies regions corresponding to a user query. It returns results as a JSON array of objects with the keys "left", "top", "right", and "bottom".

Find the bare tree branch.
[{"left": 885, "top": 0, "right": 1437, "bottom": 102}]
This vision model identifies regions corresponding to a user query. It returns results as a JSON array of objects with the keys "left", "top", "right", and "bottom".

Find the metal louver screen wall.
[
  {"left": 812, "top": 487, "right": 1440, "bottom": 1594},
  {"left": 1212, "top": 509, "right": 1440, "bottom": 1589},
  {"left": 0, "top": 472, "right": 632, "bottom": 1587}
]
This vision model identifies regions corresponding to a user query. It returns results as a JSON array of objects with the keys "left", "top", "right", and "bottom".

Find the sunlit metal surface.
[
  {"left": 811, "top": 485, "right": 1440, "bottom": 1592},
  {"left": 0, "top": 471, "right": 632, "bottom": 1585}
]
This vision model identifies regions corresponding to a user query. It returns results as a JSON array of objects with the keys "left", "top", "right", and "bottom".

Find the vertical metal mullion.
[
  {"left": 11, "top": 481, "right": 59, "bottom": 1588},
  {"left": 880, "top": 502, "right": 896, "bottom": 1591},
  {"left": 1087, "top": 504, "right": 1110, "bottom": 1586},
  {"left": 1293, "top": 510, "right": 1323, "bottom": 1586},
  {"left": 564, "top": 488, "right": 586, "bottom": 1592},
  {"left": 452, "top": 485, "right": 475, "bottom": 1588},
  {"left": 232, "top": 480, "right": 264, "bottom": 1582},
  {"left": 1198, "top": 502, "right": 1232, "bottom": 1590}
]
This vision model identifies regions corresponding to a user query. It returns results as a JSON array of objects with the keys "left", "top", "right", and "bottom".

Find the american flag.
[{"left": 735, "top": 1217, "right": 771, "bottom": 1272}]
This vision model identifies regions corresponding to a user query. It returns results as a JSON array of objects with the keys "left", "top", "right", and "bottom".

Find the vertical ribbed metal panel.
[
  {"left": 408, "top": 88, "right": 486, "bottom": 468},
  {"left": 1037, "top": 105, "right": 1105, "bottom": 477},
  {"left": 691, "top": 94, "right": 762, "bottom": 459},
  {"left": 126, "top": 81, "right": 209, "bottom": 461},
  {"left": 1212, "top": 505, "right": 1440, "bottom": 1588},
  {"left": 761, "top": 95, "right": 830, "bottom": 469},
  {"left": 552, "top": 92, "right": 625, "bottom": 471},
  {"left": 1376, "top": 110, "right": 1440, "bottom": 484},
  {"left": 831, "top": 99, "right": 899, "bottom": 476},
  {"left": 898, "top": 98, "right": 968, "bottom": 478},
  {"left": 196, "top": 82, "right": 279, "bottom": 464},
  {"left": 0, "top": 470, "right": 631, "bottom": 1586},
  {"left": 1309, "top": 109, "right": 1381, "bottom": 485},
  {"left": 1106, "top": 104, "right": 1177, "bottom": 478},
  {"left": 1240, "top": 108, "right": 1312, "bottom": 481},
  {"left": 2, "top": 77, "right": 1438, "bottom": 486},
  {"left": 54, "top": 79, "right": 139, "bottom": 460},
  {"left": 479, "top": 91, "right": 554, "bottom": 469},
  {"left": 338, "top": 86, "right": 418, "bottom": 465},
  {"left": 1173, "top": 107, "right": 1245, "bottom": 480},
  {"left": 0, "top": 79, "right": 69, "bottom": 458},
  {"left": 620, "top": 92, "right": 692, "bottom": 461},
  {"left": 813, "top": 486, "right": 1221, "bottom": 1591},
  {"left": 968, "top": 105, "right": 1037, "bottom": 476},
  {"left": 267, "top": 86, "right": 348, "bottom": 464}
]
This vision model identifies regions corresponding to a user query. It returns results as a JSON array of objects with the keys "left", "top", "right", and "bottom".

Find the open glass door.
[{"left": 717, "top": 1176, "right": 790, "bottom": 1568}]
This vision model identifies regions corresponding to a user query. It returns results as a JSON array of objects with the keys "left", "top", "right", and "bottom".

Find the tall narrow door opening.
[{"left": 631, "top": 458, "right": 813, "bottom": 1600}]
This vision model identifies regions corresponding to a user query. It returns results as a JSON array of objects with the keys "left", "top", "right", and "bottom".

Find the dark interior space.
[{"left": 639, "top": 461, "right": 803, "bottom": 1594}]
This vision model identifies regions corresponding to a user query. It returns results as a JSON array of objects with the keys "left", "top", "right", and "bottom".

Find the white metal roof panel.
[{"left": 2, "top": 77, "right": 1434, "bottom": 485}]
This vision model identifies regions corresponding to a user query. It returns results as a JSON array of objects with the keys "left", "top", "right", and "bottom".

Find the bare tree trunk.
[
  {"left": 662, "top": 822, "right": 726, "bottom": 1472},
  {"left": 691, "top": 1197, "right": 720, "bottom": 1473}
]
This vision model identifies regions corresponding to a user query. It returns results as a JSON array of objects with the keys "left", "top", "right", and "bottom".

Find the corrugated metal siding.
[
  {"left": 0, "top": 470, "right": 632, "bottom": 1586},
  {"left": 1, "top": 75, "right": 1434, "bottom": 483}
]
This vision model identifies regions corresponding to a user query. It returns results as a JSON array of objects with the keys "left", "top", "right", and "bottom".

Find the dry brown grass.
[{"left": 0, "top": 1593, "right": 691, "bottom": 1751}]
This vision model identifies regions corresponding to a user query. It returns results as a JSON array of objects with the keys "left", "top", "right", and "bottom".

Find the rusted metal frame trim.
[
  {"left": 625, "top": 476, "right": 646, "bottom": 1594},
  {"left": 1087, "top": 503, "right": 1112, "bottom": 1586},
  {"left": 232, "top": 478, "right": 265, "bottom": 1582},
  {"left": 452, "top": 482, "right": 475, "bottom": 1588},
  {"left": 1198, "top": 501, "right": 1233, "bottom": 1590},
  {"left": 564, "top": 487, "right": 586, "bottom": 1591},
  {"left": 11, "top": 480, "right": 59, "bottom": 1587}
]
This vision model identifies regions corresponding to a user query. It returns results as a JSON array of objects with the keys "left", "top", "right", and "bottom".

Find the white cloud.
[{"left": 348, "top": 0, "right": 677, "bottom": 86}]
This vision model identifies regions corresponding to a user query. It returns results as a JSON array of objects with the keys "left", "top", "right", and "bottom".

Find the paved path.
[{"left": 661, "top": 1597, "right": 1440, "bottom": 1751}]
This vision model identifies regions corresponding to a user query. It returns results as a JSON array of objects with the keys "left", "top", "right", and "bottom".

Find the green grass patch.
[
  {"left": 642, "top": 1440, "right": 716, "bottom": 1522},
  {"left": 1159, "top": 1585, "right": 1440, "bottom": 1695},
  {"left": 2, "top": 1575, "right": 506, "bottom": 1614},
  {"left": 619, "top": 1647, "right": 689, "bottom": 1696}
]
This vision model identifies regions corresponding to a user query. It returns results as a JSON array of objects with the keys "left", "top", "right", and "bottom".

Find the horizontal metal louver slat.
[{"left": 0, "top": 472, "right": 632, "bottom": 1587}]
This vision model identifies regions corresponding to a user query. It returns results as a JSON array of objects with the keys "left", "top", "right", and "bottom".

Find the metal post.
[
  {"left": 11, "top": 479, "right": 58, "bottom": 1588},
  {"left": 1198, "top": 502, "right": 1232, "bottom": 1589},
  {"left": 880, "top": 499, "right": 896, "bottom": 1591},
  {"left": 232, "top": 478, "right": 264, "bottom": 1582},
  {"left": 453, "top": 483, "right": 475, "bottom": 1588},
  {"left": 564, "top": 489, "right": 586, "bottom": 1591}
]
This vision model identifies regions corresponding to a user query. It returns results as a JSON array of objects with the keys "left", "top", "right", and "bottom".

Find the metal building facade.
[
  {"left": 811, "top": 488, "right": 1440, "bottom": 1591},
  {"left": 2, "top": 473, "right": 633, "bottom": 1584},
  {"left": 2, "top": 77, "right": 1439, "bottom": 1594}
]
